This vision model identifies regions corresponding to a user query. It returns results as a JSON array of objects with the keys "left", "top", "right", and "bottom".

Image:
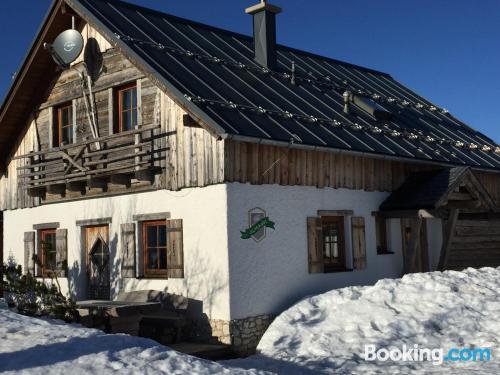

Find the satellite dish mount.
[{"left": 44, "top": 18, "right": 84, "bottom": 69}]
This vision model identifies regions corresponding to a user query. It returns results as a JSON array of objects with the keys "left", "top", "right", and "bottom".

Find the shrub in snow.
[{"left": 2, "top": 256, "right": 77, "bottom": 322}]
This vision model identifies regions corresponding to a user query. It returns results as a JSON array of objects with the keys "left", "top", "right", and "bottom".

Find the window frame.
[
  {"left": 54, "top": 102, "right": 73, "bottom": 146},
  {"left": 39, "top": 228, "right": 57, "bottom": 277},
  {"left": 373, "top": 214, "right": 394, "bottom": 255},
  {"left": 142, "top": 220, "right": 168, "bottom": 278},
  {"left": 115, "top": 82, "right": 138, "bottom": 133},
  {"left": 320, "top": 215, "right": 348, "bottom": 272}
]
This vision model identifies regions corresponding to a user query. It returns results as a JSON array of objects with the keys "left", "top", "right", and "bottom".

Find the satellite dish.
[{"left": 44, "top": 29, "right": 84, "bottom": 68}]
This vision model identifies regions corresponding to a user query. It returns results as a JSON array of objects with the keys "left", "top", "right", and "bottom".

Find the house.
[{"left": 1, "top": 0, "right": 500, "bottom": 354}]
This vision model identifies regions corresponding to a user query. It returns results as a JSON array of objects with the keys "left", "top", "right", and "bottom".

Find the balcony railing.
[{"left": 15, "top": 124, "right": 166, "bottom": 198}]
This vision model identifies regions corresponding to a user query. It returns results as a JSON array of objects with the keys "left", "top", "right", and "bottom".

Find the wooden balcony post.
[{"left": 135, "top": 131, "right": 142, "bottom": 171}]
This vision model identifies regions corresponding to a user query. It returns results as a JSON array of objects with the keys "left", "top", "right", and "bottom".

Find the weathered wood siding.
[
  {"left": 162, "top": 93, "right": 225, "bottom": 191},
  {"left": 476, "top": 172, "right": 500, "bottom": 207},
  {"left": 446, "top": 219, "right": 500, "bottom": 270},
  {"left": 223, "top": 140, "right": 440, "bottom": 192},
  {"left": 0, "top": 119, "right": 39, "bottom": 210}
]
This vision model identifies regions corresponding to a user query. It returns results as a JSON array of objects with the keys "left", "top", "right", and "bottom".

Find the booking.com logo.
[{"left": 364, "top": 344, "right": 492, "bottom": 365}]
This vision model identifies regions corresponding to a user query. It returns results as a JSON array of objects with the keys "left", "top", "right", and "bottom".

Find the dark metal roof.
[
  {"left": 380, "top": 167, "right": 496, "bottom": 211},
  {"left": 24, "top": 0, "right": 500, "bottom": 170},
  {"left": 380, "top": 168, "right": 469, "bottom": 211}
]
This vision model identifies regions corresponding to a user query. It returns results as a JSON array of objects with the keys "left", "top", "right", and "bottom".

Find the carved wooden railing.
[{"left": 14, "top": 124, "right": 165, "bottom": 197}]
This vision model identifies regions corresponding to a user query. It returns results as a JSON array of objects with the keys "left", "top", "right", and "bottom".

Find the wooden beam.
[
  {"left": 438, "top": 208, "right": 459, "bottom": 271},
  {"left": 448, "top": 192, "right": 473, "bottom": 201},
  {"left": 135, "top": 169, "right": 154, "bottom": 183},
  {"left": 27, "top": 186, "right": 46, "bottom": 198},
  {"left": 318, "top": 210, "right": 354, "bottom": 217},
  {"left": 376, "top": 209, "right": 439, "bottom": 219},
  {"left": 66, "top": 181, "right": 86, "bottom": 192},
  {"left": 59, "top": 150, "right": 87, "bottom": 173},
  {"left": 110, "top": 174, "right": 131, "bottom": 187},
  {"left": 403, "top": 218, "right": 422, "bottom": 274},
  {"left": 445, "top": 200, "right": 481, "bottom": 210},
  {"left": 87, "top": 176, "right": 108, "bottom": 190},
  {"left": 183, "top": 114, "right": 201, "bottom": 128},
  {"left": 47, "top": 183, "right": 66, "bottom": 196}
]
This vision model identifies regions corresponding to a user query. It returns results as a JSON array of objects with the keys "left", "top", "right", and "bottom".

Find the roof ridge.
[{"left": 88, "top": 0, "right": 391, "bottom": 77}]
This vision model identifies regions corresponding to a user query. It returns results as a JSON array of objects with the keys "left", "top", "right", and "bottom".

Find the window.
[
  {"left": 321, "top": 216, "right": 346, "bottom": 271},
  {"left": 54, "top": 103, "right": 73, "bottom": 146},
  {"left": 143, "top": 220, "right": 167, "bottom": 277},
  {"left": 39, "top": 229, "right": 57, "bottom": 276},
  {"left": 375, "top": 216, "right": 392, "bottom": 254},
  {"left": 115, "top": 83, "right": 138, "bottom": 133},
  {"left": 308, "top": 213, "right": 366, "bottom": 273}
]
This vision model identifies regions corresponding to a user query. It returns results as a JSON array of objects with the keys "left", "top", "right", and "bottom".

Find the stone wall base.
[
  {"left": 183, "top": 314, "right": 274, "bottom": 356},
  {"left": 229, "top": 314, "right": 274, "bottom": 355}
]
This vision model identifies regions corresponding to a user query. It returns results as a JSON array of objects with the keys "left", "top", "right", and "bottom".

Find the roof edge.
[{"left": 0, "top": 0, "right": 60, "bottom": 117}]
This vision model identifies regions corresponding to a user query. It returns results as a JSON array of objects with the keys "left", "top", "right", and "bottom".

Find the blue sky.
[{"left": 1, "top": 0, "right": 500, "bottom": 141}]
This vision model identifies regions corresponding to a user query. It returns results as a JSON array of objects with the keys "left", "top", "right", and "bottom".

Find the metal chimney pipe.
[{"left": 245, "top": 1, "right": 282, "bottom": 70}]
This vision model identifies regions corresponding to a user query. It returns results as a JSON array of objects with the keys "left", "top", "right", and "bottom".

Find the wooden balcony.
[{"left": 15, "top": 124, "right": 166, "bottom": 199}]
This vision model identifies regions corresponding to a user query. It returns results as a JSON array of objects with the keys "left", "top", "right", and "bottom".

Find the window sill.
[
  {"left": 140, "top": 275, "right": 169, "bottom": 280},
  {"left": 324, "top": 268, "right": 354, "bottom": 274}
]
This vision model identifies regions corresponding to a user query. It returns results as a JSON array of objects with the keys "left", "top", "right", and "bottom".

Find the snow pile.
[
  {"left": 0, "top": 303, "right": 265, "bottom": 375},
  {"left": 229, "top": 267, "right": 500, "bottom": 374}
]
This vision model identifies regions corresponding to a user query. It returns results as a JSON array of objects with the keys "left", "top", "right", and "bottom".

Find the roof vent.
[
  {"left": 245, "top": 0, "right": 282, "bottom": 70},
  {"left": 352, "top": 95, "right": 392, "bottom": 121}
]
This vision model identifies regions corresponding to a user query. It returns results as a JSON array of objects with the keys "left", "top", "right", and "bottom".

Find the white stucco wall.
[
  {"left": 2, "top": 186, "right": 231, "bottom": 320},
  {"left": 2, "top": 182, "right": 446, "bottom": 322},
  {"left": 226, "top": 183, "right": 404, "bottom": 320}
]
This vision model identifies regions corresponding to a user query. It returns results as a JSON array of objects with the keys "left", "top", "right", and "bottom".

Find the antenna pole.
[{"left": 72, "top": 16, "right": 75, "bottom": 30}]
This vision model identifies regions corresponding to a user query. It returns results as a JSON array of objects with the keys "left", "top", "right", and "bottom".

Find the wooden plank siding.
[
  {"left": 476, "top": 172, "right": 500, "bottom": 207},
  {"left": 222, "top": 140, "right": 442, "bottom": 192},
  {"left": 162, "top": 93, "right": 225, "bottom": 191}
]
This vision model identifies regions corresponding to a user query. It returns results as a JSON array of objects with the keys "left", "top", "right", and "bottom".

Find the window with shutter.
[
  {"left": 143, "top": 220, "right": 168, "bottom": 277},
  {"left": 39, "top": 229, "right": 57, "bottom": 277},
  {"left": 140, "top": 219, "right": 184, "bottom": 279}
]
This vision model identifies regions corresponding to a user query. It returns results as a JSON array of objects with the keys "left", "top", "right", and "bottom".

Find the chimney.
[{"left": 245, "top": 0, "right": 282, "bottom": 70}]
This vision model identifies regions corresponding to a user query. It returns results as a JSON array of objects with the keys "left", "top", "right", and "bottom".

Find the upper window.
[
  {"left": 143, "top": 220, "right": 167, "bottom": 277},
  {"left": 40, "top": 229, "right": 57, "bottom": 276},
  {"left": 54, "top": 103, "right": 73, "bottom": 146},
  {"left": 321, "top": 216, "right": 346, "bottom": 271},
  {"left": 115, "top": 83, "right": 138, "bottom": 133}
]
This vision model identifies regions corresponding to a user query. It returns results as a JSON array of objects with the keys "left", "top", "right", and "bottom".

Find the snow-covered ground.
[
  {"left": 0, "top": 300, "right": 264, "bottom": 375},
  {"left": 229, "top": 267, "right": 500, "bottom": 374},
  {"left": 1, "top": 268, "right": 499, "bottom": 374}
]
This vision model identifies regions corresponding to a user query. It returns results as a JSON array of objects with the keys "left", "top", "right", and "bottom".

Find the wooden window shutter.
[
  {"left": 121, "top": 223, "right": 136, "bottom": 278},
  {"left": 166, "top": 219, "right": 184, "bottom": 278},
  {"left": 307, "top": 217, "right": 324, "bottom": 273},
  {"left": 56, "top": 229, "right": 68, "bottom": 277},
  {"left": 24, "top": 232, "right": 35, "bottom": 275},
  {"left": 352, "top": 217, "right": 367, "bottom": 269}
]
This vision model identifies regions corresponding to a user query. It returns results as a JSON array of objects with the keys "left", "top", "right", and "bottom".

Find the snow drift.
[
  {"left": 0, "top": 300, "right": 264, "bottom": 375},
  {"left": 229, "top": 267, "right": 500, "bottom": 374}
]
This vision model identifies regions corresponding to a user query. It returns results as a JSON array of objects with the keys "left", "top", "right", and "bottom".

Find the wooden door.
[
  {"left": 85, "top": 225, "right": 110, "bottom": 300},
  {"left": 401, "top": 218, "right": 429, "bottom": 273}
]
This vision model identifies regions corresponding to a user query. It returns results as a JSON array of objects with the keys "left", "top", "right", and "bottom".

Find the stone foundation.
[
  {"left": 184, "top": 314, "right": 274, "bottom": 355},
  {"left": 229, "top": 314, "right": 274, "bottom": 355}
]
